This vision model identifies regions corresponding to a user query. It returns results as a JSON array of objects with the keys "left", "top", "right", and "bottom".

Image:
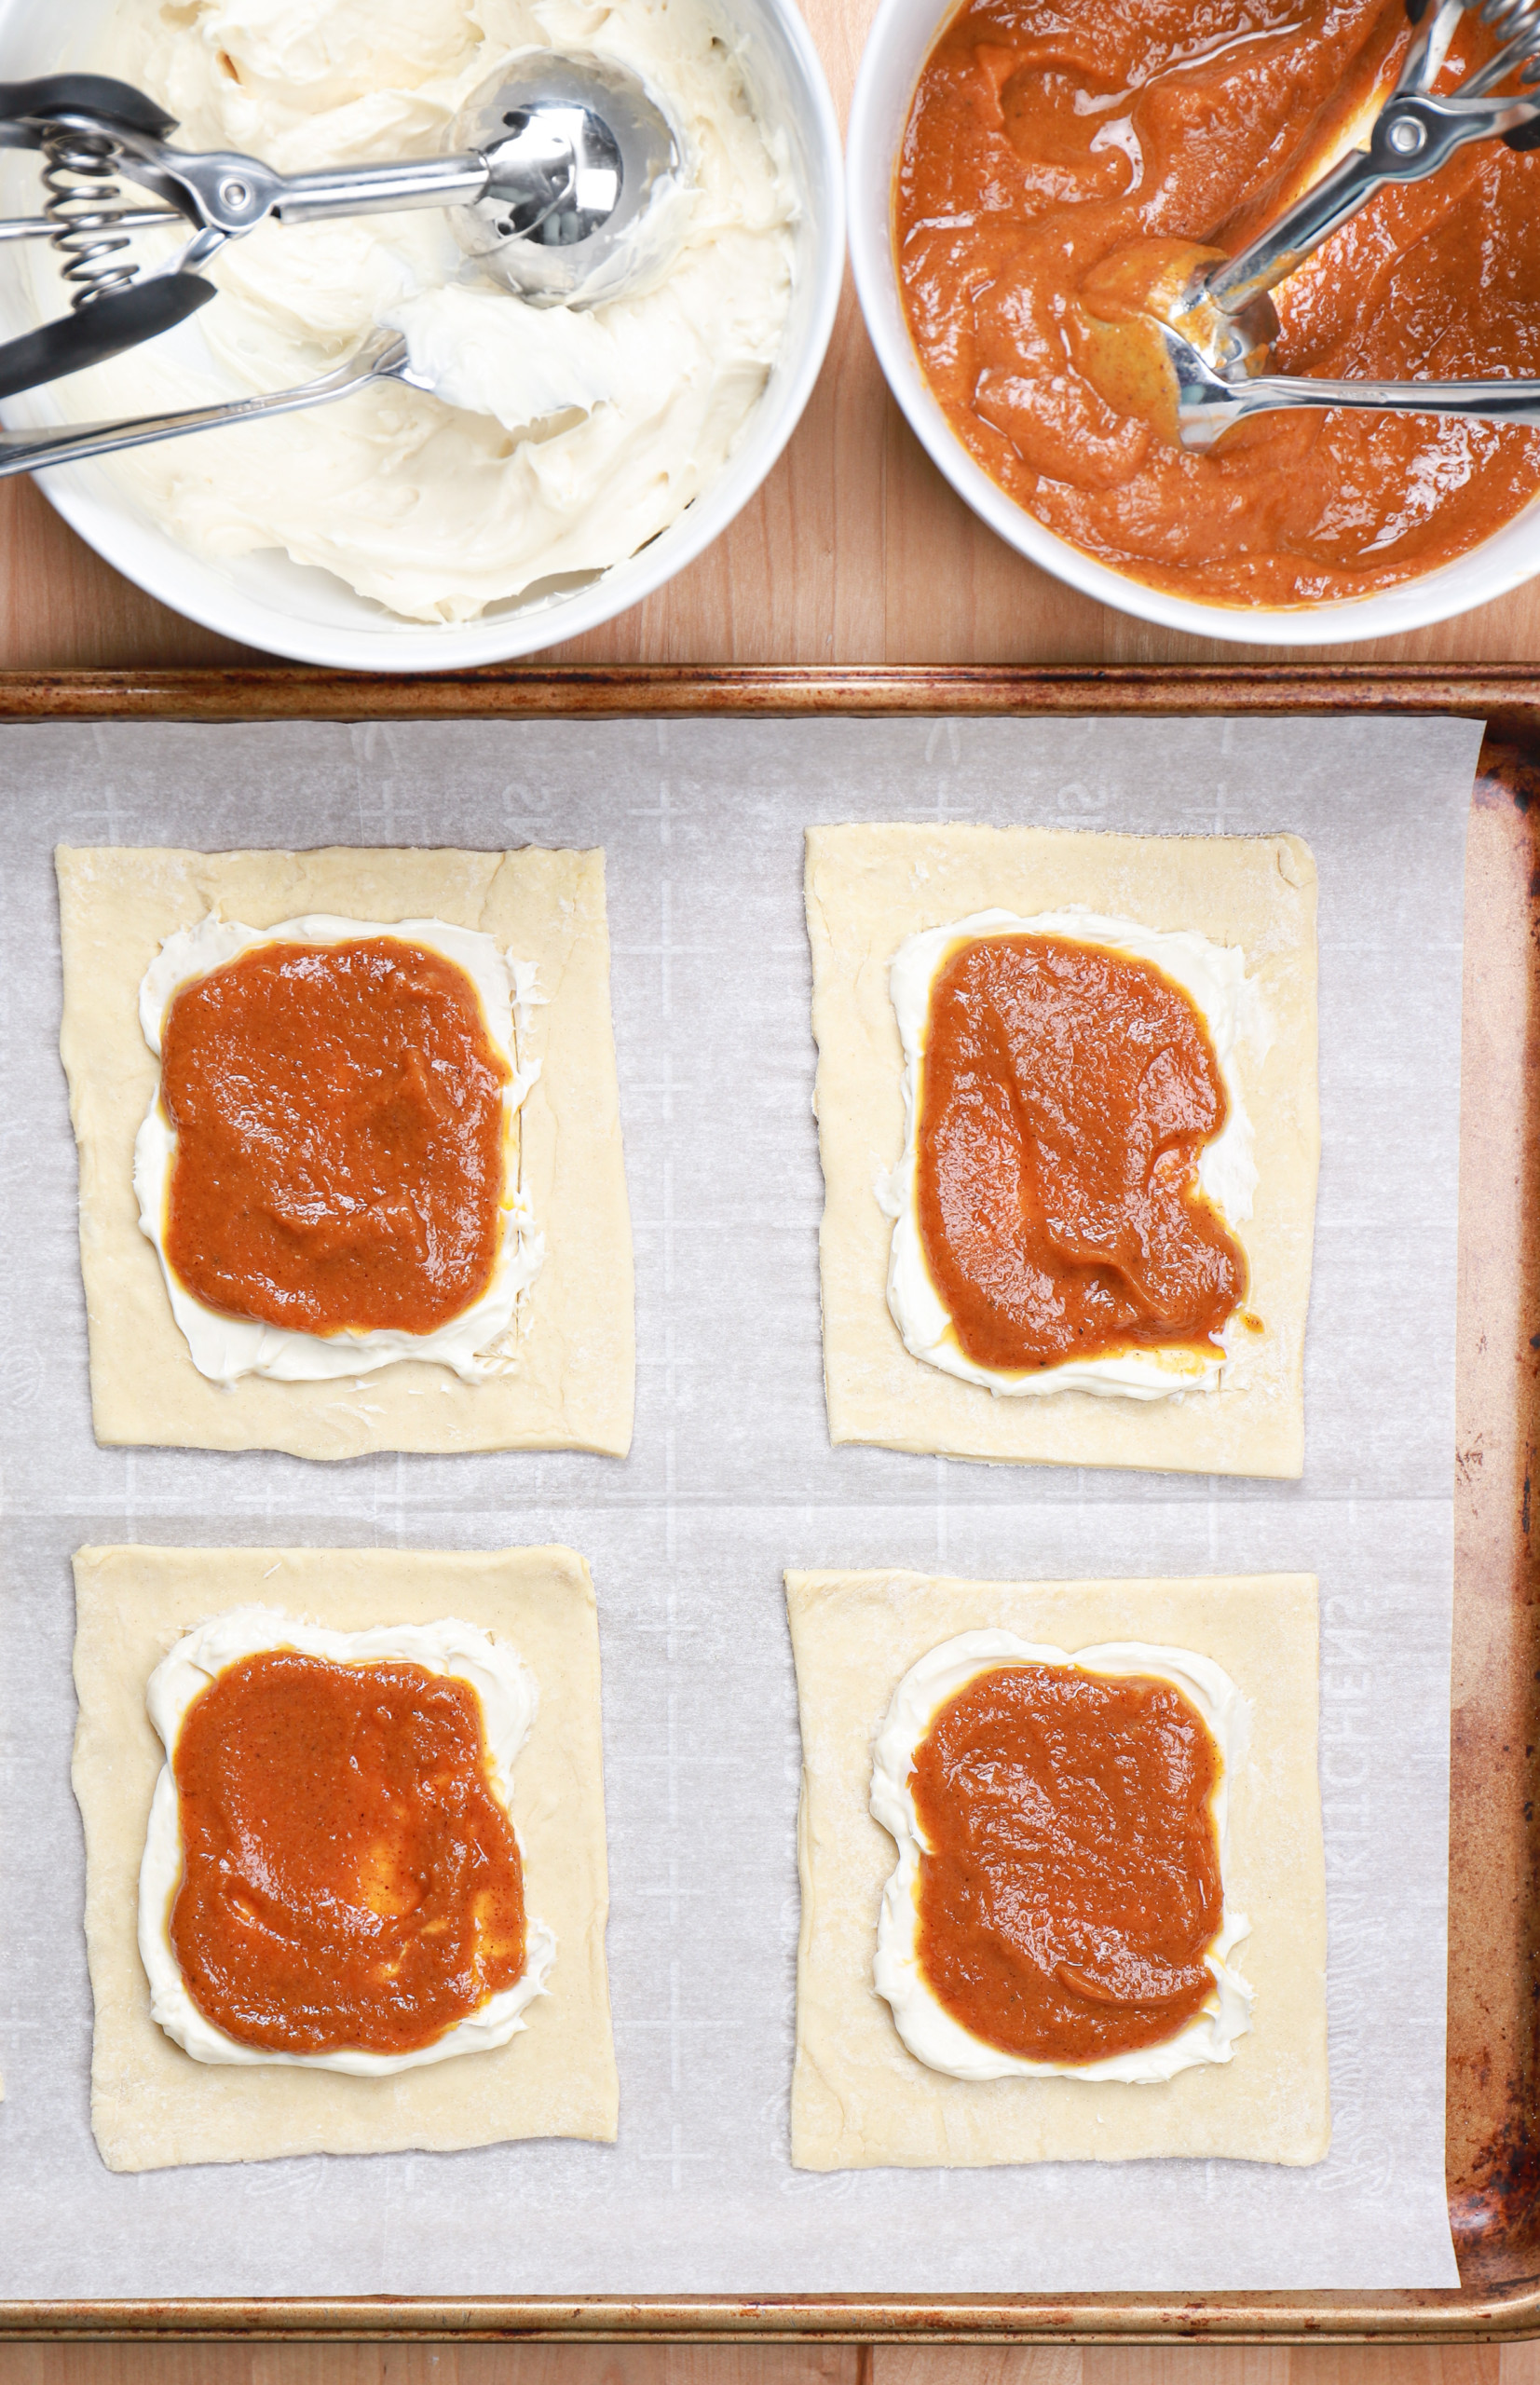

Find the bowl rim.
[
  {"left": 844, "top": 0, "right": 1540, "bottom": 650},
  {"left": 7, "top": 0, "right": 847, "bottom": 674}
]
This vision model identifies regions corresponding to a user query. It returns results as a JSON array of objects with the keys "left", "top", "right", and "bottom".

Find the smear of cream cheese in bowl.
[{"left": 35, "top": 0, "right": 797, "bottom": 622}]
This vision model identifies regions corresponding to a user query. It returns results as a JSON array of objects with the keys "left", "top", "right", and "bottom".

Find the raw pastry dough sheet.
[
  {"left": 787, "top": 1570, "right": 1328, "bottom": 2170},
  {"left": 806, "top": 826, "right": 1317, "bottom": 1475},
  {"left": 0, "top": 716, "right": 1475, "bottom": 2291},
  {"left": 72, "top": 1543, "right": 618, "bottom": 2173},
  {"left": 55, "top": 843, "right": 634, "bottom": 1459}
]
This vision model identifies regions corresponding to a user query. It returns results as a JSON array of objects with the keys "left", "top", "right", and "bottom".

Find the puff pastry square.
[
  {"left": 72, "top": 1543, "right": 619, "bottom": 2174},
  {"left": 786, "top": 1567, "right": 1329, "bottom": 2171},
  {"left": 804, "top": 824, "right": 1319, "bottom": 1476},
  {"left": 56, "top": 844, "right": 634, "bottom": 1458}
]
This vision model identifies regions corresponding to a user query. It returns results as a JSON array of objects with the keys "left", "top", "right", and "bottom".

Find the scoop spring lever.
[{"left": 39, "top": 119, "right": 173, "bottom": 306}]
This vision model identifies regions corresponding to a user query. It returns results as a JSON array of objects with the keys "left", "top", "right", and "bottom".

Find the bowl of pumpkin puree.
[{"left": 848, "top": 0, "right": 1540, "bottom": 642}]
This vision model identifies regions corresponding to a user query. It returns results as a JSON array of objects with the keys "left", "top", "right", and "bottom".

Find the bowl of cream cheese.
[
  {"left": 847, "top": 0, "right": 1540, "bottom": 647},
  {"left": 0, "top": 0, "right": 843, "bottom": 668}
]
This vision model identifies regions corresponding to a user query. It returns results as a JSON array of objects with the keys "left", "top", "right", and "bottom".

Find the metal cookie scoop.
[
  {"left": 448, "top": 54, "right": 681, "bottom": 303},
  {"left": 1174, "top": 0, "right": 1540, "bottom": 376},
  {"left": 1074, "top": 0, "right": 1540, "bottom": 442},
  {"left": 0, "top": 57, "right": 679, "bottom": 399}
]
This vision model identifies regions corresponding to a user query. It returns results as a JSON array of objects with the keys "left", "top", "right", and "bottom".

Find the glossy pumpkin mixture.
[
  {"left": 158, "top": 937, "right": 510, "bottom": 1337},
  {"left": 915, "top": 934, "right": 1244, "bottom": 1371},
  {"left": 896, "top": 0, "right": 1540, "bottom": 603},
  {"left": 911, "top": 1661, "right": 1225, "bottom": 2061},
  {"left": 169, "top": 1651, "right": 527, "bottom": 2055}
]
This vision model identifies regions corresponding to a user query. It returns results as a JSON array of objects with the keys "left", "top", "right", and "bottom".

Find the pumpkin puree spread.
[
  {"left": 897, "top": 0, "right": 1540, "bottom": 603},
  {"left": 169, "top": 1650, "right": 527, "bottom": 2055},
  {"left": 912, "top": 1661, "right": 1225, "bottom": 2061},
  {"left": 158, "top": 938, "right": 511, "bottom": 1337},
  {"left": 917, "top": 934, "right": 1244, "bottom": 1371}
]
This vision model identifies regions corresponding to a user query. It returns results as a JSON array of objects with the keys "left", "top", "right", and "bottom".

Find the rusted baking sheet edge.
[
  {"left": 2, "top": 661, "right": 1540, "bottom": 722},
  {"left": 1, "top": 2288, "right": 1539, "bottom": 2342}
]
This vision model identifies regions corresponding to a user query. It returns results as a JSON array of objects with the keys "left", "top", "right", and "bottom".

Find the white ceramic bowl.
[
  {"left": 847, "top": 0, "right": 1540, "bottom": 647},
  {"left": 0, "top": 0, "right": 844, "bottom": 671}
]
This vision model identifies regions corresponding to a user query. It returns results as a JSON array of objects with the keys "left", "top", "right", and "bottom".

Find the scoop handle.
[
  {"left": 0, "top": 330, "right": 402, "bottom": 478},
  {"left": 0, "top": 75, "right": 175, "bottom": 144},
  {"left": 1180, "top": 369, "right": 1540, "bottom": 449},
  {"left": 0, "top": 275, "right": 214, "bottom": 400}
]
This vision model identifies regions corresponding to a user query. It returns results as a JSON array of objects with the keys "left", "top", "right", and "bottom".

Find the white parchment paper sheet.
[{"left": 0, "top": 714, "right": 1478, "bottom": 2295}]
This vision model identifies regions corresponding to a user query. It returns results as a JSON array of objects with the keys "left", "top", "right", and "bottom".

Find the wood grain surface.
[
  {"left": 8, "top": 0, "right": 1540, "bottom": 672},
  {"left": 0, "top": 2343, "right": 1536, "bottom": 2383}
]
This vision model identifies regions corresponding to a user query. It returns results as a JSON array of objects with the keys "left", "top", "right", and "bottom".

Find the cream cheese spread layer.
[
  {"left": 134, "top": 911, "right": 544, "bottom": 1384},
  {"left": 47, "top": 0, "right": 798, "bottom": 623},
  {"left": 879, "top": 906, "right": 1269, "bottom": 1400},
  {"left": 138, "top": 1604, "right": 558, "bottom": 2074},
  {"left": 870, "top": 1629, "right": 1253, "bottom": 2086}
]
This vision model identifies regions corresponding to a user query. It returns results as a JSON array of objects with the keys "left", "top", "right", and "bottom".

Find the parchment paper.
[{"left": 0, "top": 714, "right": 1478, "bottom": 2294}]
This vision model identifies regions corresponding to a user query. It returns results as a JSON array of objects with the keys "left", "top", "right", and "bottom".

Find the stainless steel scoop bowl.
[{"left": 450, "top": 55, "right": 679, "bottom": 302}]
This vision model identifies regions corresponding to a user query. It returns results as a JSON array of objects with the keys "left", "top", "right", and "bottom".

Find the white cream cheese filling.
[
  {"left": 134, "top": 911, "right": 544, "bottom": 1384},
  {"left": 871, "top": 1629, "right": 1253, "bottom": 2085},
  {"left": 879, "top": 906, "right": 1270, "bottom": 1400},
  {"left": 138, "top": 1604, "right": 558, "bottom": 2074},
  {"left": 49, "top": 0, "right": 800, "bottom": 626}
]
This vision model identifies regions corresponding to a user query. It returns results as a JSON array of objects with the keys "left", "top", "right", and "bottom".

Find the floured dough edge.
[
  {"left": 785, "top": 1568, "right": 1329, "bottom": 2170},
  {"left": 72, "top": 1542, "right": 619, "bottom": 2171},
  {"left": 55, "top": 844, "right": 635, "bottom": 1459},
  {"left": 803, "top": 823, "right": 1320, "bottom": 1478}
]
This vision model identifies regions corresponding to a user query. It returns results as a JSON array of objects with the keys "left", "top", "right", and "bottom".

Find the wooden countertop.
[
  {"left": 7, "top": 0, "right": 1540, "bottom": 674},
  {"left": 0, "top": 2338, "right": 1537, "bottom": 2383}
]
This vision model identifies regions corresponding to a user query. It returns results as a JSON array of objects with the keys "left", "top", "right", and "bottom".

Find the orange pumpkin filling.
[
  {"left": 896, "top": 0, "right": 1540, "bottom": 605},
  {"left": 915, "top": 933, "right": 1244, "bottom": 1371},
  {"left": 169, "top": 1650, "right": 527, "bottom": 2055},
  {"left": 911, "top": 1661, "right": 1225, "bottom": 2062},
  {"left": 158, "top": 937, "right": 510, "bottom": 1337}
]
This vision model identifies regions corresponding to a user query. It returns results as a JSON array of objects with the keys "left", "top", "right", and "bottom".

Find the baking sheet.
[{"left": 0, "top": 712, "right": 1478, "bottom": 2296}]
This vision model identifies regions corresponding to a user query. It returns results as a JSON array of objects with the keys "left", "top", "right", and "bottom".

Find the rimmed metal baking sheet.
[{"left": 0, "top": 666, "right": 1533, "bottom": 2343}]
